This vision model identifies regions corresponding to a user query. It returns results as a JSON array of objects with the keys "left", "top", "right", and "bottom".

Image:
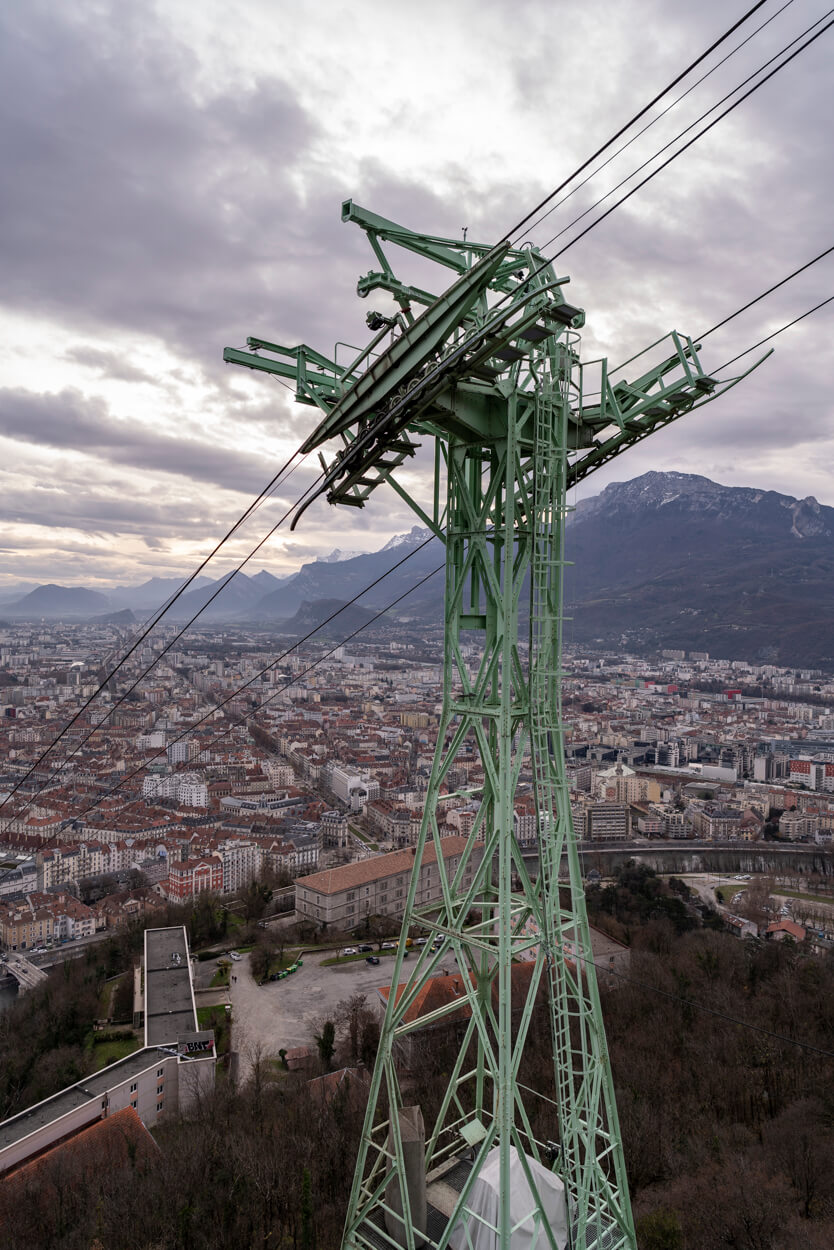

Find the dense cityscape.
[{"left": 3, "top": 619, "right": 834, "bottom": 946}]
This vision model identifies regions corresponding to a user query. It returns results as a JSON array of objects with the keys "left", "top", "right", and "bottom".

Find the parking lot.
[{"left": 227, "top": 947, "right": 457, "bottom": 1081}]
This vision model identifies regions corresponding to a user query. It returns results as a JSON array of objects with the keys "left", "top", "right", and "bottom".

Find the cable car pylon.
[{"left": 225, "top": 199, "right": 767, "bottom": 1250}]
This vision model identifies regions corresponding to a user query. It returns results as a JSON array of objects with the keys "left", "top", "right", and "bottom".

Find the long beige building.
[
  {"left": 295, "top": 835, "right": 483, "bottom": 929},
  {"left": 0, "top": 926, "right": 215, "bottom": 1176}
]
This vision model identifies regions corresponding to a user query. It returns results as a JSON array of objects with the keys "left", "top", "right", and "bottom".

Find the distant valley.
[{"left": 4, "top": 473, "right": 834, "bottom": 666}]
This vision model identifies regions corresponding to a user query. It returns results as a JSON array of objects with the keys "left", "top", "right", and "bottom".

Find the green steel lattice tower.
[{"left": 225, "top": 201, "right": 765, "bottom": 1250}]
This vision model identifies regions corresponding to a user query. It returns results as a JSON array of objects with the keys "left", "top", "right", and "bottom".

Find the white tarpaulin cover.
[{"left": 448, "top": 1146, "right": 568, "bottom": 1250}]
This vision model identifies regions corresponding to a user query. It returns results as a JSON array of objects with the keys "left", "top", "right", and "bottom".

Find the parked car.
[
  {"left": 415, "top": 937, "right": 428, "bottom": 946},
  {"left": 230, "top": 951, "right": 242, "bottom": 961},
  {"left": 358, "top": 944, "right": 373, "bottom": 953},
  {"left": 366, "top": 955, "right": 380, "bottom": 965},
  {"left": 341, "top": 947, "right": 358, "bottom": 957},
  {"left": 381, "top": 941, "right": 396, "bottom": 950}
]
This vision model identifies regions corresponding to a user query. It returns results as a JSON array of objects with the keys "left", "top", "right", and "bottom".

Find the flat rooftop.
[
  {"left": 0, "top": 1046, "right": 160, "bottom": 1154},
  {"left": 144, "top": 926, "right": 197, "bottom": 1046}
]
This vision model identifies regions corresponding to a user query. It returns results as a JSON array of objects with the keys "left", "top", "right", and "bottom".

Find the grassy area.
[
  {"left": 349, "top": 824, "right": 380, "bottom": 852},
  {"left": 91, "top": 1037, "right": 140, "bottom": 1070},
  {"left": 211, "top": 964, "right": 230, "bottom": 988},
  {"left": 777, "top": 887, "right": 834, "bottom": 906},
  {"left": 714, "top": 880, "right": 747, "bottom": 901}
]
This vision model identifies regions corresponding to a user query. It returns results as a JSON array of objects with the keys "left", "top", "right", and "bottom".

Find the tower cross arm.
[
  {"left": 343, "top": 199, "right": 556, "bottom": 295},
  {"left": 223, "top": 340, "right": 346, "bottom": 412},
  {"left": 570, "top": 346, "right": 772, "bottom": 487}
]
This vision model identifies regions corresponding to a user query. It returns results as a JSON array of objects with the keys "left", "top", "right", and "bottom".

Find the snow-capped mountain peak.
[
  {"left": 381, "top": 526, "right": 432, "bottom": 551},
  {"left": 317, "top": 548, "right": 365, "bottom": 564}
]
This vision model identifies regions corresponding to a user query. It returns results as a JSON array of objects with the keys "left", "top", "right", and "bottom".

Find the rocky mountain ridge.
[{"left": 3, "top": 474, "right": 834, "bottom": 665}]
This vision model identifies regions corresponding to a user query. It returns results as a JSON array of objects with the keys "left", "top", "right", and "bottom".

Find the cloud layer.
[{"left": 0, "top": 0, "right": 831, "bottom": 588}]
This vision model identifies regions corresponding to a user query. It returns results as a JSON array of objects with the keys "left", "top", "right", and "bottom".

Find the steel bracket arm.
[
  {"left": 343, "top": 200, "right": 554, "bottom": 297},
  {"left": 569, "top": 348, "right": 771, "bottom": 488},
  {"left": 222, "top": 340, "right": 345, "bottom": 412},
  {"left": 342, "top": 199, "right": 474, "bottom": 274},
  {"left": 356, "top": 270, "right": 440, "bottom": 309}
]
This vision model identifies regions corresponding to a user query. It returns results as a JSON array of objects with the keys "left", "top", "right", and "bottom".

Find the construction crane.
[{"left": 225, "top": 201, "right": 766, "bottom": 1250}]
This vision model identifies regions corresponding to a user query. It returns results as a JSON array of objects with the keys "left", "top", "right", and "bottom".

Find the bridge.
[
  {"left": 522, "top": 840, "right": 834, "bottom": 880},
  {"left": 2, "top": 954, "right": 49, "bottom": 993}
]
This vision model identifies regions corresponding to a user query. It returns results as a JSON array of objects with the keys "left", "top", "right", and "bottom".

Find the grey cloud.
[
  {"left": 64, "top": 347, "right": 156, "bottom": 385},
  {"left": 0, "top": 386, "right": 286, "bottom": 494},
  {"left": 0, "top": 0, "right": 830, "bottom": 589},
  {"left": 0, "top": 1, "right": 324, "bottom": 366},
  {"left": 0, "top": 481, "right": 219, "bottom": 537}
]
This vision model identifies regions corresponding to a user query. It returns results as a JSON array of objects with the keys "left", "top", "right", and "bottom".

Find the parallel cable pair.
[
  {"left": 61, "top": 551, "right": 446, "bottom": 828},
  {"left": 534, "top": 7, "right": 834, "bottom": 257},
  {"left": 0, "top": 446, "right": 310, "bottom": 816}
]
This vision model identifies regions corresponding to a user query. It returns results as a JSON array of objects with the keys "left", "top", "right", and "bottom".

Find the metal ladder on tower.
[{"left": 529, "top": 365, "right": 635, "bottom": 1250}]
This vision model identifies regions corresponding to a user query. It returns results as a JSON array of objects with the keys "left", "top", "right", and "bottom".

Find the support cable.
[
  {"left": 64, "top": 557, "right": 446, "bottom": 827},
  {"left": 596, "top": 244, "right": 834, "bottom": 380},
  {"left": 359, "top": 10, "right": 832, "bottom": 448},
  {"left": 714, "top": 294, "right": 834, "bottom": 370},
  {"left": 698, "top": 245, "right": 834, "bottom": 340},
  {"left": 0, "top": 443, "right": 310, "bottom": 816},
  {"left": 513, "top": 0, "right": 797, "bottom": 244},
  {"left": 0, "top": 458, "right": 329, "bottom": 833},
  {"left": 504, "top": 0, "right": 771, "bottom": 243},
  {"left": 540, "top": 15, "right": 834, "bottom": 259},
  {"left": 532, "top": 8, "right": 834, "bottom": 255}
]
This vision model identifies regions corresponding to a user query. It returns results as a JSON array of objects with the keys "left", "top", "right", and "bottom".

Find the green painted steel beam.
[{"left": 224, "top": 197, "right": 767, "bottom": 1250}]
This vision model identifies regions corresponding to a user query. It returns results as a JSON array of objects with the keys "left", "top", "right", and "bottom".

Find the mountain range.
[
  {"left": 3, "top": 473, "right": 834, "bottom": 665},
  {"left": 563, "top": 471, "right": 834, "bottom": 665}
]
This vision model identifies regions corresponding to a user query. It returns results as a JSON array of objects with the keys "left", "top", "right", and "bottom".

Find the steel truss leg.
[{"left": 343, "top": 370, "right": 636, "bottom": 1250}]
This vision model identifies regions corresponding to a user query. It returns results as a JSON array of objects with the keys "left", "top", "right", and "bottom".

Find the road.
[{"left": 2, "top": 952, "right": 48, "bottom": 990}]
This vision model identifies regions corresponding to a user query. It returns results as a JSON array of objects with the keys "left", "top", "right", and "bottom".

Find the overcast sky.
[{"left": 0, "top": 0, "right": 831, "bottom": 591}]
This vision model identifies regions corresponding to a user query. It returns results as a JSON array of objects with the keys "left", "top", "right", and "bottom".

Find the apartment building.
[
  {"left": 584, "top": 803, "right": 630, "bottom": 842},
  {"left": 788, "top": 759, "right": 834, "bottom": 791},
  {"left": 779, "top": 809, "right": 820, "bottom": 840},
  {"left": 214, "top": 839, "right": 262, "bottom": 894},
  {"left": 163, "top": 857, "right": 223, "bottom": 902},
  {"left": 295, "top": 835, "right": 482, "bottom": 929},
  {"left": 0, "top": 899, "right": 54, "bottom": 950}
]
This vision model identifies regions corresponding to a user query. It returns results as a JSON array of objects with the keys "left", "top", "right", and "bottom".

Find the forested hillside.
[{"left": 2, "top": 875, "right": 833, "bottom": 1248}]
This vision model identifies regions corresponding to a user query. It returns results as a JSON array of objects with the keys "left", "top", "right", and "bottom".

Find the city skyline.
[{"left": 1, "top": 1, "right": 831, "bottom": 588}]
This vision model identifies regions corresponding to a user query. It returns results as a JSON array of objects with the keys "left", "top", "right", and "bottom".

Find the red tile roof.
[
  {"left": 297, "top": 835, "right": 471, "bottom": 895},
  {"left": 0, "top": 1107, "right": 156, "bottom": 1203}
]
